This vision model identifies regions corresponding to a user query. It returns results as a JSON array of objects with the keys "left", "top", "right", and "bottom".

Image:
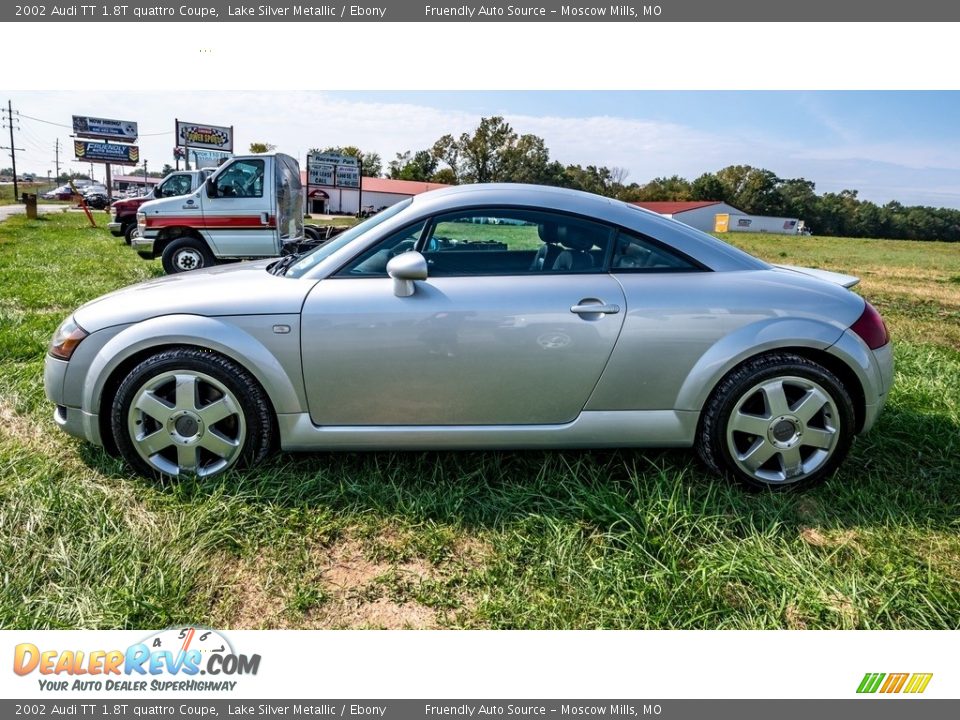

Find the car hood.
[{"left": 74, "top": 261, "right": 316, "bottom": 332}]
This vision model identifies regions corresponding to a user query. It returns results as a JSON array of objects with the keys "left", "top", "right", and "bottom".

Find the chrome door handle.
[{"left": 570, "top": 302, "right": 620, "bottom": 315}]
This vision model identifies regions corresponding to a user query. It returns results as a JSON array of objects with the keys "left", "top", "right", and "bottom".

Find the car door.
[
  {"left": 300, "top": 207, "right": 626, "bottom": 426},
  {"left": 199, "top": 157, "right": 277, "bottom": 258}
]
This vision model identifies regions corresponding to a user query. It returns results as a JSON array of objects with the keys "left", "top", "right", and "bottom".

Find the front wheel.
[
  {"left": 111, "top": 348, "right": 275, "bottom": 479},
  {"left": 123, "top": 223, "right": 138, "bottom": 245},
  {"left": 696, "top": 353, "right": 855, "bottom": 490},
  {"left": 161, "top": 237, "right": 215, "bottom": 274}
]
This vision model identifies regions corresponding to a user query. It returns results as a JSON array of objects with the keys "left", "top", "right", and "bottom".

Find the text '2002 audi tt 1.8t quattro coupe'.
[{"left": 45, "top": 184, "right": 893, "bottom": 489}]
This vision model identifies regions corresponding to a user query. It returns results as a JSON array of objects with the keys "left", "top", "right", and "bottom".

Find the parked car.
[
  {"left": 42, "top": 185, "right": 75, "bottom": 200},
  {"left": 45, "top": 184, "right": 893, "bottom": 488},
  {"left": 108, "top": 169, "right": 214, "bottom": 244},
  {"left": 83, "top": 191, "right": 111, "bottom": 210}
]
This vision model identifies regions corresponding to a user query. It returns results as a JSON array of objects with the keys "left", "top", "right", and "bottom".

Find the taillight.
[{"left": 850, "top": 301, "right": 889, "bottom": 350}]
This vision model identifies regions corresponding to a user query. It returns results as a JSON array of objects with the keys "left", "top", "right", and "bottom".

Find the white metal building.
[{"left": 632, "top": 200, "right": 801, "bottom": 235}]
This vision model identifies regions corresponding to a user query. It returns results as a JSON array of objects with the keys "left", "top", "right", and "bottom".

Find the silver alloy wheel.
[
  {"left": 725, "top": 375, "right": 840, "bottom": 484},
  {"left": 173, "top": 247, "right": 203, "bottom": 271},
  {"left": 127, "top": 370, "right": 246, "bottom": 477}
]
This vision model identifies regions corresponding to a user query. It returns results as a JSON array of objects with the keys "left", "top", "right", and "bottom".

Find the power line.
[{"left": 18, "top": 111, "right": 173, "bottom": 136}]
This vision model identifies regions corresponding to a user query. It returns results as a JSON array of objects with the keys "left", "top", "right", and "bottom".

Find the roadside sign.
[
  {"left": 74, "top": 141, "right": 139, "bottom": 165},
  {"left": 72, "top": 115, "right": 138, "bottom": 142},
  {"left": 176, "top": 120, "right": 234, "bottom": 152},
  {"left": 174, "top": 147, "right": 231, "bottom": 166}
]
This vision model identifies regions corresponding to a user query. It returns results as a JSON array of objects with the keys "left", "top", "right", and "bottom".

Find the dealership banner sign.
[
  {"left": 176, "top": 120, "right": 234, "bottom": 152},
  {"left": 72, "top": 115, "right": 138, "bottom": 142},
  {"left": 74, "top": 141, "right": 139, "bottom": 165}
]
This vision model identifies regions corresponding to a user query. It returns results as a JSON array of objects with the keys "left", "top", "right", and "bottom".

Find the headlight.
[
  {"left": 49, "top": 316, "right": 88, "bottom": 361},
  {"left": 136, "top": 212, "right": 146, "bottom": 232}
]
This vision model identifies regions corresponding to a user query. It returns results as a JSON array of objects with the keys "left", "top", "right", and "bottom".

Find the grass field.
[
  {"left": 0, "top": 182, "right": 66, "bottom": 206},
  {"left": 0, "top": 213, "right": 958, "bottom": 630}
]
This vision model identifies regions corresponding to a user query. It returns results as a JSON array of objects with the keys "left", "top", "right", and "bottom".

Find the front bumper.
[
  {"left": 107, "top": 221, "right": 124, "bottom": 236},
  {"left": 44, "top": 354, "right": 102, "bottom": 446},
  {"left": 131, "top": 232, "right": 155, "bottom": 259}
]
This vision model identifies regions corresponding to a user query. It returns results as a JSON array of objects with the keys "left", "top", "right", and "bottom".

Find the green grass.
[
  {"left": 0, "top": 182, "right": 69, "bottom": 206},
  {"left": 0, "top": 217, "right": 958, "bottom": 629}
]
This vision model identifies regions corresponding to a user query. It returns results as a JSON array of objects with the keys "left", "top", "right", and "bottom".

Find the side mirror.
[
  {"left": 386, "top": 251, "right": 428, "bottom": 297},
  {"left": 205, "top": 176, "right": 218, "bottom": 198}
]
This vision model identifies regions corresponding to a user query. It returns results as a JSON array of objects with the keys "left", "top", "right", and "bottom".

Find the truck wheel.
[
  {"left": 162, "top": 237, "right": 215, "bottom": 274},
  {"left": 124, "top": 223, "right": 138, "bottom": 245}
]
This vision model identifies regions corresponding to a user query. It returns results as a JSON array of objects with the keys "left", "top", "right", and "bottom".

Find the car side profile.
[{"left": 44, "top": 184, "right": 893, "bottom": 489}]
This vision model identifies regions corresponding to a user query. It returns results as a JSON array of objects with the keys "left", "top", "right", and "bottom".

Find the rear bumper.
[{"left": 827, "top": 331, "right": 893, "bottom": 434}]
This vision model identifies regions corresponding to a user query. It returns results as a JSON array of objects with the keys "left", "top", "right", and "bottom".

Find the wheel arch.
[
  {"left": 87, "top": 315, "right": 305, "bottom": 452},
  {"left": 153, "top": 227, "right": 208, "bottom": 258},
  {"left": 676, "top": 317, "right": 867, "bottom": 432}
]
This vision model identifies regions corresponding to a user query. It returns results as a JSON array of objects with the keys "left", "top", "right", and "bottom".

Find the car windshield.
[{"left": 283, "top": 198, "right": 413, "bottom": 278}]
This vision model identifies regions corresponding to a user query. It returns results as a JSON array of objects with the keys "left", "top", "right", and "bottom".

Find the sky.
[{"left": 4, "top": 90, "right": 960, "bottom": 208}]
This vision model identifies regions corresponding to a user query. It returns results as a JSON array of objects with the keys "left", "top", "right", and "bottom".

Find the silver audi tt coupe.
[{"left": 44, "top": 184, "right": 893, "bottom": 489}]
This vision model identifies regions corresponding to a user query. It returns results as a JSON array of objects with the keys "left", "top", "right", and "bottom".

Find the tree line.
[{"left": 277, "top": 118, "right": 960, "bottom": 241}]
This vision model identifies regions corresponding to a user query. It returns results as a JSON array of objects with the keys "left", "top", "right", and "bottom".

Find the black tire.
[
  {"left": 123, "top": 223, "right": 137, "bottom": 245},
  {"left": 696, "top": 352, "right": 855, "bottom": 490},
  {"left": 111, "top": 348, "right": 275, "bottom": 480},
  {"left": 303, "top": 225, "right": 321, "bottom": 242},
  {"left": 161, "top": 237, "right": 216, "bottom": 274}
]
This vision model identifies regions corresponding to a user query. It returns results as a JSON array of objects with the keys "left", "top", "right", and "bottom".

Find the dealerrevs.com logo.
[
  {"left": 13, "top": 627, "right": 260, "bottom": 692},
  {"left": 857, "top": 673, "right": 933, "bottom": 694}
]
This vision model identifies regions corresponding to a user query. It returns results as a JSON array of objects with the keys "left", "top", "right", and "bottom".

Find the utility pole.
[
  {"left": 54, "top": 138, "right": 60, "bottom": 181},
  {"left": 143, "top": 159, "right": 148, "bottom": 193},
  {"left": 2, "top": 100, "right": 25, "bottom": 200}
]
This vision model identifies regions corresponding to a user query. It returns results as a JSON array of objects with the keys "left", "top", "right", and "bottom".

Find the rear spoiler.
[{"left": 774, "top": 264, "right": 860, "bottom": 289}]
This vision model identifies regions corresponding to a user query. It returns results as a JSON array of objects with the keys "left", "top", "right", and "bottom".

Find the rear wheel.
[
  {"left": 111, "top": 348, "right": 275, "bottom": 479},
  {"left": 162, "top": 237, "right": 215, "bottom": 274},
  {"left": 696, "top": 353, "right": 855, "bottom": 490}
]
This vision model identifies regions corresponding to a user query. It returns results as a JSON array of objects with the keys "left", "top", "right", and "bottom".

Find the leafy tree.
[
  {"left": 248, "top": 142, "right": 276, "bottom": 153},
  {"left": 635, "top": 175, "right": 693, "bottom": 201},
  {"left": 388, "top": 150, "right": 438, "bottom": 181},
  {"left": 456, "top": 116, "right": 517, "bottom": 183},
  {"left": 690, "top": 172, "right": 727, "bottom": 202}
]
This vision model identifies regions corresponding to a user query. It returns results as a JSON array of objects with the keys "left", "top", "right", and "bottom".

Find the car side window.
[
  {"left": 422, "top": 209, "right": 612, "bottom": 276},
  {"left": 336, "top": 221, "right": 428, "bottom": 277},
  {"left": 611, "top": 230, "right": 703, "bottom": 272},
  {"left": 215, "top": 159, "right": 264, "bottom": 199}
]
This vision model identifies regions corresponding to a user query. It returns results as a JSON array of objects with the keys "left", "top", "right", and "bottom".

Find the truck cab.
[
  {"left": 108, "top": 168, "right": 214, "bottom": 243},
  {"left": 132, "top": 153, "right": 303, "bottom": 274}
]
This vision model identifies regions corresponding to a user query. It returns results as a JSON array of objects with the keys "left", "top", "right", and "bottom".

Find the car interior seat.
[
  {"left": 530, "top": 222, "right": 563, "bottom": 271},
  {"left": 551, "top": 225, "right": 595, "bottom": 271}
]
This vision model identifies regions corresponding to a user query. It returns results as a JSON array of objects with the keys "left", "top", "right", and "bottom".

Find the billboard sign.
[
  {"left": 174, "top": 147, "right": 232, "bottom": 167},
  {"left": 336, "top": 165, "right": 360, "bottom": 188},
  {"left": 308, "top": 163, "right": 335, "bottom": 186},
  {"left": 74, "top": 141, "right": 139, "bottom": 165},
  {"left": 307, "top": 152, "right": 360, "bottom": 187},
  {"left": 176, "top": 120, "right": 234, "bottom": 152},
  {"left": 72, "top": 115, "right": 138, "bottom": 142}
]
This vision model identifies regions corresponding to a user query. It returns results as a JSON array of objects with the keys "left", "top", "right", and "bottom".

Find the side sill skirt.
[{"left": 277, "top": 410, "right": 698, "bottom": 452}]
